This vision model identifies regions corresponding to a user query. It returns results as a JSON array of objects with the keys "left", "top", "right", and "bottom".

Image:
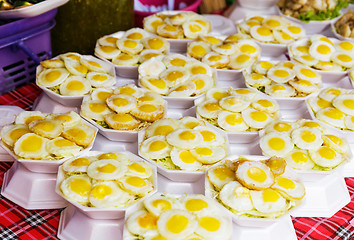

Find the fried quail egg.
[
  {"left": 309, "top": 145, "right": 343, "bottom": 168},
  {"left": 60, "top": 174, "right": 91, "bottom": 204},
  {"left": 81, "top": 100, "right": 112, "bottom": 121},
  {"left": 14, "top": 133, "right": 49, "bottom": 159},
  {"left": 205, "top": 88, "right": 229, "bottom": 101},
  {"left": 238, "top": 20, "right": 261, "bottom": 33},
  {"left": 15, "top": 111, "right": 46, "bottom": 125},
  {"left": 143, "top": 37, "right": 169, "bottom": 53},
  {"left": 37, "top": 68, "right": 70, "bottom": 87},
  {"left": 219, "top": 180, "right": 254, "bottom": 212},
  {"left": 124, "top": 28, "right": 149, "bottom": 40},
  {"left": 219, "top": 95, "right": 250, "bottom": 112},
  {"left": 293, "top": 64, "right": 321, "bottom": 84},
  {"left": 106, "top": 94, "right": 137, "bottom": 113},
  {"left": 49, "top": 111, "right": 81, "bottom": 128},
  {"left": 144, "top": 194, "right": 176, "bottom": 217},
  {"left": 310, "top": 35, "right": 334, "bottom": 45},
  {"left": 197, "top": 100, "right": 222, "bottom": 119},
  {"left": 138, "top": 92, "right": 165, "bottom": 105},
  {"left": 289, "top": 79, "right": 319, "bottom": 94},
  {"left": 188, "top": 75, "right": 213, "bottom": 96},
  {"left": 187, "top": 41, "right": 211, "bottom": 59},
  {"left": 202, "top": 52, "right": 229, "bottom": 68},
  {"left": 0, "top": 124, "right": 31, "bottom": 147},
  {"left": 28, "top": 119, "right": 63, "bottom": 139},
  {"left": 87, "top": 159, "right": 128, "bottom": 180},
  {"left": 250, "top": 25, "right": 274, "bottom": 42},
  {"left": 199, "top": 35, "right": 223, "bottom": 45},
  {"left": 144, "top": 15, "right": 164, "bottom": 33},
  {"left": 166, "top": 128, "right": 203, "bottom": 150},
  {"left": 59, "top": 76, "right": 91, "bottom": 96},
  {"left": 228, "top": 53, "right": 254, "bottom": 70},
  {"left": 160, "top": 66, "right": 190, "bottom": 87},
  {"left": 168, "top": 81, "right": 196, "bottom": 97},
  {"left": 316, "top": 107, "right": 346, "bottom": 129},
  {"left": 62, "top": 156, "right": 97, "bottom": 174},
  {"left": 46, "top": 137, "right": 82, "bottom": 157},
  {"left": 114, "top": 84, "right": 144, "bottom": 98},
  {"left": 293, "top": 54, "right": 319, "bottom": 66},
  {"left": 126, "top": 210, "right": 158, "bottom": 235},
  {"left": 40, "top": 59, "right": 65, "bottom": 68},
  {"left": 94, "top": 44, "right": 120, "bottom": 60},
  {"left": 273, "top": 30, "right": 294, "bottom": 44},
  {"left": 163, "top": 54, "right": 189, "bottom": 67},
  {"left": 179, "top": 194, "right": 216, "bottom": 214},
  {"left": 322, "top": 134, "right": 349, "bottom": 155},
  {"left": 232, "top": 88, "right": 258, "bottom": 101},
  {"left": 265, "top": 83, "right": 296, "bottom": 97},
  {"left": 308, "top": 97, "right": 332, "bottom": 112},
  {"left": 250, "top": 189, "right": 287, "bottom": 214},
  {"left": 178, "top": 116, "right": 206, "bottom": 129},
  {"left": 157, "top": 210, "right": 197, "bottom": 240},
  {"left": 90, "top": 88, "right": 113, "bottom": 102},
  {"left": 118, "top": 175, "right": 153, "bottom": 196},
  {"left": 297, "top": 119, "right": 325, "bottom": 131},
  {"left": 104, "top": 113, "right": 140, "bottom": 130},
  {"left": 264, "top": 120, "right": 296, "bottom": 134},
  {"left": 112, "top": 53, "right": 139, "bottom": 66},
  {"left": 139, "top": 57, "right": 167, "bottom": 78},
  {"left": 183, "top": 21, "right": 208, "bottom": 39},
  {"left": 335, "top": 41, "right": 354, "bottom": 53},
  {"left": 284, "top": 148, "right": 314, "bottom": 170},
  {"left": 267, "top": 66, "right": 295, "bottom": 83},
  {"left": 252, "top": 98, "right": 279, "bottom": 114},
  {"left": 60, "top": 52, "right": 82, "bottom": 62},
  {"left": 98, "top": 152, "right": 130, "bottom": 162},
  {"left": 130, "top": 102, "right": 164, "bottom": 122},
  {"left": 157, "top": 24, "right": 184, "bottom": 39},
  {"left": 62, "top": 124, "right": 95, "bottom": 147},
  {"left": 291, "top": 127, "right": 323, "bottom": 150},
  {"left": 333, "top": 94, "right": 354, "bottom": 116},
  {"left": 276, "top": 61, "right": 295, "bottom": 69},
  {"left": 248, "top": 15, "right": 265, "bottom": 22},
  {"left": 260, "top": 132, "right": 294, "bottom": 157},
  {"left": 262, "top": 16, "right": 288, "bottom": 30},
  {"left": 117, "top": 38, "right": 144, "bottom": 55},
  {"left": 207, "top": 164, "right": 236, "bottom": 190},
  {"left": 345, "top": 115, "right": 354, "bottom": 130},
  {"left": 145, "top": 118, "right": 179, "bottom": 138},
  {"left": 236, "top": 40, "right": 261, "bottom": 58},
  {"left": 195, "top": 214, "right": 231, "bottom": 240},
  {"left": 290, "top": 45, "right": 310, "bottom": 56},
  {"left": 283, "top": 24, "right": 305, "bottom": 39},
  {"left": 140, "top": 77, "right": 169, "bottom": 95},
  {"left": 224, "top": 33, "right": 251, "bottom": 43},
  {"left": 252, "top": 60, "right": 274, "bottom": 75},
  {"left": 194, "top": 126, "right": 225, "bottom": 146},
  {"left": 318, "top": 87, "right": 345, "bottom": 102},
  {"left": 140, "top": 135, "right": 171, "bottom": 159},
  {"left": 185, "top": 61, "right": 213, "bottom": 76},
  {"left": 86, "top": 72, "right": 115, "bottom": 88},
  {"left": 309, "top": 40, "right": 335, "bottom": 61},
  {"left": 81, "top": 58, "right": 107, "bottom": 73},
  {"left": 331, "top": 52, "right": 354, "bottom": 68},
  {"left": 127, "top": 161, "right": 153, "bottom": 178},
  {"left": 241, "top": 107, "right": 272, "bottom": 129},
  {"left": 89, "top": 180, "right": 131, "bottom": 208},
  {"left": 211, "top": 43, "right": 238, "bottom": 56},
  {"left": 165, "top": 12, "right": 188, "bottom": 25},
  {"left": 170, "top": 147, "right": 203, "bottom": 171},
  {"left": 245, "top": 73, "right": 272, "bottom": 87},
  {"left": 235, "top": 160, "right": 275, "bottom": 190},
  {"left": 190, "top": 145, "right": 226, "bottom": 164},
  {"left": 217, "top": 111, "right": 249, "bottom": 132},
  {"left": 191, "top": 16, "right": 211, "bottom": 32},
  {"left": 98, "top": 35, "right": 119, "bottom": 47},
  {"left": 139, "top": 49, "right": 164, "bottom": 63}
]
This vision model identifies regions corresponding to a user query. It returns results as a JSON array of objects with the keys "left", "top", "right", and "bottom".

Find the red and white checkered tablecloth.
[{"left": 0, "top": 83, "right": 353, "bottom": 240}]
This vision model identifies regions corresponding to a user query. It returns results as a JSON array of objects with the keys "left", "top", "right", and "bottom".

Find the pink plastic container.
[{"left": 134, "top": 0, "right": 202, "bottom": 27}]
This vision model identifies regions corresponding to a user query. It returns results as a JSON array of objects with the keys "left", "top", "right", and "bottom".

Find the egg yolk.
[
  {"left": 163, "top": 25, "right": 177, "bottom": 32},
  {"left": 272, "top": 85, "right": 286, "bottom": 91},
  {"left": 148, "top": 38, "right": 164, "bottom": 49},
  {"left": 247, "top": 167, "right": 267, "bottom": 182},
  {"left": 204, "top": 36, "right": 220, "bottom": 44},
  {"left": 67, "top": 80, "right": 85, "bottom": 91},
  {"left": 212, "top": 91, "right": 228, "bottom": 100},
  {"left": 191, "top": 45, "right": 206, "bottom": 56},
  {"left": 274, "top": 69, "right": 289, "bottom": 78},
  {"left": 266, "top": 19, "right": 280, "bottom": 28},
  {"left": 301, "top": 55, "right": 315, "bottom": 61},
  {"left": 251, "top": 74, "right": 264, "bottom": 80},
  {"left": 343, "top": 99, "right": 354, "bottom": 109},
  {"left": 283, "top": 62, "right": 294, "bottom": 68},
  {"left": 149, "top": 140, "right": 167, "bottom": 151},
  {"left": 277, "top": 177, "right": 295, "bottom": 189},
  {"left": 185, "top": 198, "right": 208, "bottom": 211},
  {"left": 97, "top": 163, "right": 117, "bottom": 173},
  {"left": 268, "top": 137, "right": 285, "bottom": 150},
  {"left": 281, "top": 32, "right": 292, "bottom": 40},
  {"left": 126, "top": 176, "right": 146, "bottom": 187},
  {"left": 105, "top": 36, "right": 118, "bottom": 44},
  {"left": 67, "top": 54, "right": 81, "bottom": 61},
  {"left": 9, "top": 128, "right": 31, "bottom": 142},
  {"left": 20, "top": 135, "right": 43, "bottom": 152},
  {"left": 327, "top": 88, "right": 341, "bottom": 96},
  {"left": 260, "top": 61, "right": 273, "bottom": 69},
  {"left": 296, "top": 46, "right": 309, "bottom": 54},
  {"left": 54, "top": 138, "right": 75, "bottom": 147},
  {"left": 65, "top": 128, "right": 87, "bottom": 141},
  {"left": 167, "top": 215, "right": 189, "bottom": 233},
  {"left": 249, "top": 16, "right": 264, "bottom": 22},
  {"left": 91, "top": 184, "right": 112, "bottom": 199},
  {"left": 262, "top": 189, "right": 280, "bottom": 202},
  {"left": 100, "top": 46, "right": 116, "bottom": 53},
  {"left": 139, "top": 96, "right": 154, "bottom": 102},
  {"left": 185, "top": 121, "right": 200, "bottom": 129},
  {"left": 301, "top": 130, "right": 316, "bottom": 143},
  {"left": 236, "top": 54, "right": 250, "bottom": 63},
  {"left": 149, "top": 78, "right": 166, "bottom": 89},
  {"left": 113, "top": 97, "right": 130, "bottom": 107},
  {"left": 152, "top": 199, "right": 172, "bottom": 211},
  {"left": 129, "top": 162, "right": 146, "bottom": 173},
  {"left": 225, "top": 114, "right": 243, "bottom": 125},
  {"left": 45, "top": 70, "right": 62, "bottom": 82},
  {"left": 256, "top": 26, "right": 272, "bottom": 36},
  {"left": 274, "top": 122, "right": 291, "bottom": 132},
  {"left": 317, "top": 44, "right": 331, "bottom": 55},
  {"left": 89, "top": 102, "right": 107, "bottom": 113},
  {"left": 70, "top": 178, "right": 91, "bottom": 196},
  {"left": 139, "top": 104, "right": 157, "bottom": 113},
  {"left": 127, "top": 32, "right": 143, "bottom": 40},
  {"left": 152, "top": 20, "right": 163, "bottom": 30},
  {"left": 189, "top": 24, "right": 202, "bottom": 33},
  {"left": 97, "top": 91, "right": 112, "bottom": 101},
  {"left": 200, "top": 130, "right": 216, "bottom": 142},
  {"left": 208, "top": 55, "right": 222, "bottom": 61},
  {"left": 317, "top": 99, "right": 332, "bottom": 108},
  {"left": 138, "top": 212, "right": 158, "bottom": 229},
  {"left": 339, "top": 41, "right": 354, "bottom": 51},
  {"left": 318, "top": 146, "right": 336, "bottom": 159},
  {"left": 170, "top": 58, "right": 186, "bottom": 66},
  {"left": 300, "top": 68, "right": 316, "bottom": 78},
  {"left": 175, "top": 85, "right": 188, "bottom": 92},
  {"left": 195, "top": 19, "right": 208, "bottom": 27},
  {"left": 257, "top": 99, "right": 273, "bottom": 107},
  {"left": 250, "top": 111, "right": 268, "bottom": 122},
  {"left": 24, "top": 116, "right": 44, "bottom": 125},
  {"left": 303, "top": 121, "right": 320, "bottom": 128},
  {"left": 298, "top": 80, "right": 312, "bottom": 86},
  {"left": 179, "top": 150, "right": 198, "bottom": 163},
  {"left": 325, "top": 134, "right": 342, "bottom": 146},
  {"left": 291, "top": 151, "right": 309, "bottom": 164},
  {"left": 220, "top": 44, "right": 233, "bottom": 50},
  {"left": 246, "top": 21, "right": 260, "bottom": 28},
  {"left": 71, "top": 157, "right": 90, "bottom": 167},
  {"left": 88, "top": 61, "right": 102, "bottom": 68},
  {"left": 337, "top": 54, "right": 352, "bottom": 62},
  {"left": 214, "top": 166, "right": 234, "bottom": 180},
  {"left": 319, "top": 37, "right": 333, "bottom": 45},
  {"left": 204, "top": 102, "right": 221, "bottom": 111},
  {"left": 53, "top": 114, "right": 72, "bottom": 123},
  {"left": 193, "top": 79, "right": 206, "bottom": 91},
  {"left": 99, "top": 152, "right": 118, "bottom": 159},
  {"left": 123, "top": 40, "right": 138, "bottom": 49},
  {"left": 166, "top": 71, "right": 184, "bottom": 82},
  {"left": 117, "top": 53, "right": 133, "bottom": 60},
  {"left": 179, "top": 131, "right": 196, "bottom": 140},
  {"left": 154, "top": 125, "right": 174, "bottom": 136},
  {"left": 143, "top": 53, "right": 160, "bottom": 60},
  {"left": 288, "top": 26, "right": 301, "bottom": 34},
  {"left": 240, "top": 44, "right": 257, "bottom": 54},
  {"left": 191, "top": 66, "right": 207, "bottom": 75},
  {"left": 267, "top": 158, "right": 284, "bottom": 172},
  {"left": 35, "top": 121, "right": 56, "bottom": 132},
  {"left": 196, "top": 147, "right": 213, "bottom": 156},
  {"left": 324, "top": 108, "right": 344, "bottom": 119},
  {"left": 200, "top": 216, "right": 221, "bottom": 232},
  {"left": 112, "top": 113, "right": 134, "bottom": 123},
  {"left": 92, "top": 74, "right": 108, "bottom": 82}
]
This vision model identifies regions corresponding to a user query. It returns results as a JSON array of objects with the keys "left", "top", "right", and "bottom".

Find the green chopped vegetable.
[{"left": 298, "top": 0, "right": 349, "bottom": 22}]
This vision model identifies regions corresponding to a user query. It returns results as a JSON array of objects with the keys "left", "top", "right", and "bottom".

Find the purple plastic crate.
[{"left": 0, "top": 9, "right": 57, "bottom": 94}]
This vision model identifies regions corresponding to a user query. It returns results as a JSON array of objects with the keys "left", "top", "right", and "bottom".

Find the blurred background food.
[{"left": 334, "top": 10, "right": 354, "bottom": 38}]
